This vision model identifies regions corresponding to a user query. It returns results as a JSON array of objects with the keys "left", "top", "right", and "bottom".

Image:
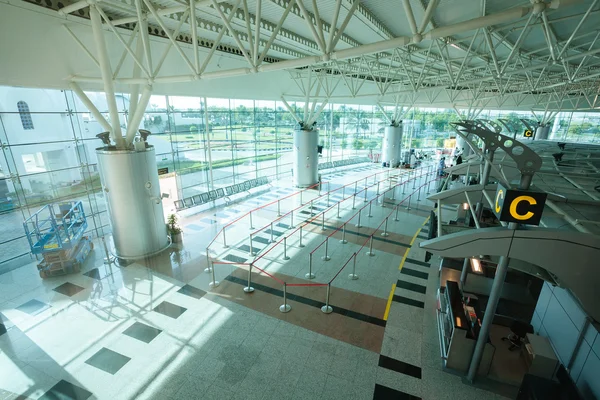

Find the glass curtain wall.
[{"left": 1, "top": 84, "right": 599, "bottom": 273}]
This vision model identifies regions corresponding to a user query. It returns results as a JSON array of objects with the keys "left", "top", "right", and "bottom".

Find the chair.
[{"left": 502, "top": 320, "right": 534, "bottom": 351}]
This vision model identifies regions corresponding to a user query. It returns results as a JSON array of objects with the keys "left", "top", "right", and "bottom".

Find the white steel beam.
[
  {"left": 296, "top": 0, "right": 326, "bottom": 53},
  {"left": 190, "top": 0, "right": 199, "bottom": 74},
  {"left": 125, "top": 85, "right": 153, "bottom": 145},
  {"left": 402, "top": 0, "right": 419, "bottom": 36},
  {"left": 556, "top": 0, "right": 599, "bottom": 59},
  {"left": 89, "top": 5, "right": 124, "bottom": 147},
  {"left": 69, "top": 82, "right": 112, "bottom": 133},
  {"left": 419, "top": 0, "right": 439, "bottom": 34},
  {"left": 211, "top": 0, "right": 255, "bottom": 67}
]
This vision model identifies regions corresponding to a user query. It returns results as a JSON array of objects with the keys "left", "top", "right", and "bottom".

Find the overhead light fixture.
[
  {"left": 463, "top": 203, "right": 469, "bottom": 210},
  {"left": 470, "top": 257, "right": 483, "bottom": 274}
]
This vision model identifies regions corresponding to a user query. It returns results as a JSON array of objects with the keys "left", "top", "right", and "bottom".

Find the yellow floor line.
[
  {"left": 383, "top": 283, "right": 396, "bottom": 321},
  {"left": 398, "top": 248, "right": 409, "bottom": 271}
]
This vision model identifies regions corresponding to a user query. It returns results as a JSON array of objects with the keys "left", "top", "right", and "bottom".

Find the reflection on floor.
[{"left": 0, "top": 163, "right": 511, "bottom": 400}]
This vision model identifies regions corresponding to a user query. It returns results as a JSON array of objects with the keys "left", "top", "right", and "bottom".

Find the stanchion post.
[
  {"left": 412, "top": 171, "right": 417, "bottom": 189},
  {"left": 427, "top": 177, "right": 432, "bottom": 194},
  {"left": 299, "top": 226, "right": 305, "bottom": 248},
  {"left": 327, "top": 192, "right": 330, "bottom": 207},
  {"left": 244, "top": 264, "right": 255, "bottom": 293},
  {"left": 204, "top": 249, "right": 212, "bottom": 273},
  {"left": 279, "top": 283, "right": 291, "bottom": 313},
  {"left": 348, "top": 252, "right": 358, "bottom": 280},
  {"left": 417, "top": 185, "right": 422, "bottom": 202},
  {"left": 306, "top": 253, "right": 315, "bottom": 279},
  {"left": 337, "top": 202, "right": 341, "bottom": 218},
  {"left": 321, "top": 212, "right": 326, "bottom": 230},
  {"left": 290, "top": 210, "right": 294, "bottom": 228},
  {"left": 249, "top": 234, "right": 255, "bottom": 256},
  {"left": 209, "top": 261, "right": 220, "bottom": 287},
  {"left": 406, "top": 194, "right": 412, "bottom": 210},
  {"left": 222, "top": 226, "right": 228, "bottom": 248},
  {"left": 310, "top": 200, "right": 314, "bottom": 216},
  {"left": 368, "top": 200, "right": 373, "bottom": 217},
  {"left": 381, "top": 217, "right": 389, "bottom": 237},
  {"left": 321, "top": 283, "right": 333, "bottom": 314},
  {"left": 352, "top": 194, "right": 356, "bottom": 209},
  {"left": 277, "top": 200, "right": 281, "bottom": 217},
  {"left": 322, "top": 237, "right": 331, "bottom": 261},
  {"left": 377, "top": 181, "right": 380, "bottom": 195},
  {"left": 355, "top": 209, "right": 362, "bottom": 228},
  {"left": 366, "top": 235, "right": 375, "bottom": 256},
  {"left": 354, "top": 181, "right": 357, "bottom": 194},
  {"left": 283, "top": 237, "right": 290, "bottom": 260},
  {"left": 394, "top": 206, "right": 400, "bottom": 221},
  {"left": 270, "top": 222, "right": 275, "bottom": 243},
  {"left": 340, "top": 223, "right": 348, "bottom": 244},
  {"left": 342, "top": 186, "right": 345, "bottom": 198},
  {"left": 249, "top": 211, "right": 254, "bottom": 230}
]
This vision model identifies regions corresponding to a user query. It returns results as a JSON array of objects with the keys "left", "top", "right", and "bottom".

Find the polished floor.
[{"left": 0, "top": 163, "right": 512, "bottom": 400}]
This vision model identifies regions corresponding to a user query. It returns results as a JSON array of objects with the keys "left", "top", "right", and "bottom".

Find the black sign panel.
[
  {"left": 523, "top": 129, "right": 533, "bottom": 138},
  {"left": 158, "top": 167, "right": 169, "bottom": 175},
  {"left": 493, "top": 184, "right": 547, "bottom": 225}
]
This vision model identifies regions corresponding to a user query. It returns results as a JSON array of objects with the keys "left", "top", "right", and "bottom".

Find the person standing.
[{"left": 438, "top": 157, "right": 446, "bottom": 176}]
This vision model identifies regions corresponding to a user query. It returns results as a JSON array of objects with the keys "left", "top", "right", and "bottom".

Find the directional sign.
[{"left": 523, "top": 129, "right": 533, "bottom": 138}]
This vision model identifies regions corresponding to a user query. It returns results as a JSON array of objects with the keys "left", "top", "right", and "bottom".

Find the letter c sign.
[{"left": 493, "top": 184, "right": 546, "bottom": 225}]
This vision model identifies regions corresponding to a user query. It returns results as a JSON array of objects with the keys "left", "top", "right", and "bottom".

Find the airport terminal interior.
[{"left": 1, "top": 0, "right": 600, "bottom": 399}]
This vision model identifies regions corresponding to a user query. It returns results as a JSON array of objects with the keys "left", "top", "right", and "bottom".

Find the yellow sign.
[
  {"left": 44, "top": 243, "right": 59, "bottom": 249},
  {"left": 495, "top": 189, "right": 504, "bottom": 213},
  {"left": 524, "top": 129, "right": 533, "bottom": 138},
  {"left": 509, "top": 195, "right": 537, "bottom": 220},
  {"left": 493, "top": 184, "right": 546, "bottom": 225}
]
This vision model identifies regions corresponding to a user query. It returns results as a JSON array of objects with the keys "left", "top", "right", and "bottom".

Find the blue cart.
[{"left": 23, "top": 201, "right": 93, "bottom": 278}]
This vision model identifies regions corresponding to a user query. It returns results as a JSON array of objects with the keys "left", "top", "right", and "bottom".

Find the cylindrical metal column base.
[{"left": 293, "top": 128, "right": 319, "bottom": 187}]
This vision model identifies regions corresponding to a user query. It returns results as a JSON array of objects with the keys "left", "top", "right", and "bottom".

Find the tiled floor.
[{"left": 0, "top": 163, "right": 513, "bottom": 400}]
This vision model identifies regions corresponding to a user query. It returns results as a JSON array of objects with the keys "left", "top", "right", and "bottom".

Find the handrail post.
[
  {"left": 348, "top": 252, "right": 358, "bottom": 280},
  {"left": 270, "top": 222, "right": 275, "bottom": 243},
  {"left": 355, "top": 209, "right": 362, "bottom": 228},
  {"left": 306, "top": 253, "right": 315, "bottom": 279},
  {"left": 340, "top": 223, "right": 348, "bottom": 244},
  {"left": 381, "top": 217, "right": 389, "bottom": 237},
  {"left": 321, "top": 283, "right": 333, "bottom": 314},
  {"left": 279, "top": 283, "right": 291, "bottom": 313},
  {"left": 368, "top": 200, "right": 373, "bottom": 217},
  {"left": 299, "top": 226, "right": 305, "bottom": 248},
  {"left": 366, "top": 235, "right": 375, "bottom": 256},
  {"left": 322, "top": 237, "right": 331, "bottom": 261},
  {"left": 244, "top": 263, "right": 255, "bottom": 293},
  {"left": 209, "top": 260, "right": 220, "bottom": 287},
  {"left": 283, "top": 237, "right": 290, "bottom": 260},
  {"left": 223, "top": 226, "right": 228, "bottom": 248},
  {"left": 249, "top": 211, "right": 254, "bottom": 230}
]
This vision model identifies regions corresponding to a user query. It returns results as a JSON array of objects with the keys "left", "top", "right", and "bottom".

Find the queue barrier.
[{"left": 174, "top": 177, "right": 270, "bottom": 211}]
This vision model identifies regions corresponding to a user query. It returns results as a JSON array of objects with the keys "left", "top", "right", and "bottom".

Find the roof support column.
[
  {"left": 467, "top": 173, "right": 532, "bottom": 382},
  {"left": 89, "top": 5, "right": 124, "bottom": 148}
]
